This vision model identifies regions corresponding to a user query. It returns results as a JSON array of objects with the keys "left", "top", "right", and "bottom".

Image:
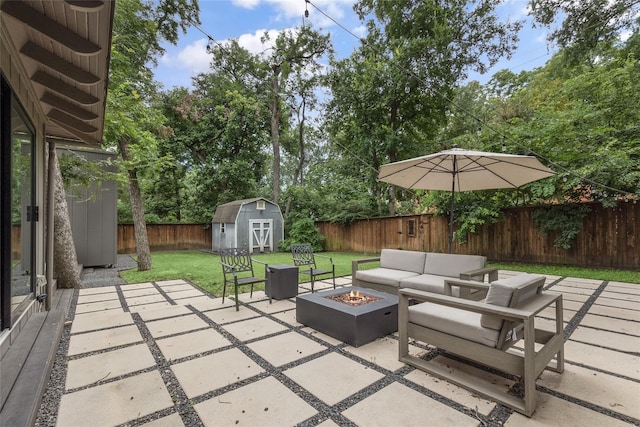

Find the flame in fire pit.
[{"left": 327, "top": 290, "right": 380, "bottom": 306}]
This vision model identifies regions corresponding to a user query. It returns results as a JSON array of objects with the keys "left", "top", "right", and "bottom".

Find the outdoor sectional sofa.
[{"left": 352, "top": 249, "right": 498, "bottom": 299}]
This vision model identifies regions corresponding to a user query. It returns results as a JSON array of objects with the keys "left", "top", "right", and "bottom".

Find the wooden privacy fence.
[
  {"left": 316, "top": 202, "right": 640, "bottom": 270},
  {"left": 118, "top": 223, "right": 211, "bottom": 253}
]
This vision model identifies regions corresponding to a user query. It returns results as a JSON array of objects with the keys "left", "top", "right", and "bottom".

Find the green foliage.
[
  {"left": 278, "top": 218, "right": 325, "bottom": 252},
  {"left": 533, "top": 204, "right": 591, "bottom": 249}
]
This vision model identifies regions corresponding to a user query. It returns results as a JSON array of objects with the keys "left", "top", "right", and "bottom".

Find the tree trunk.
[
  {"left": 270, "top": 68, "right": 281, "bottom": 203},
  {"left": 285, "top": 98, "right": 307, "bottom": 219},
  {"left": 118, "top": 137, "right": 152, "bottom": 271},
  {"left": 52, "top": 151, "right": 81, "bottom": 288}
]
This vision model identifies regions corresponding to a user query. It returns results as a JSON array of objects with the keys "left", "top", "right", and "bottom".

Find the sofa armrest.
[
  {"left": 460, "top": 266, "right": 498, "bottom": 283},
  {"left": 444, "top": 278, "right": 490, "bottom": 299},
  {"left": 351, "top": 257, "right": 381, "bottom": 277}
]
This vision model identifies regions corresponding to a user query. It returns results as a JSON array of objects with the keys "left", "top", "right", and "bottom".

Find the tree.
[
  {"left": 326, "top": 0, "right": 522, "bottom": 215},
  {"left": 105, "top": 0, "right": 199, "bottom": 270},
  {"left": 529, "top": 0, "right": 640, "bottom": 63},
  {"left": 52, "top": 151, "right": 81, "bottom": 288},
  {"left": 260, "top": 26, "right": 332, "bottom": 203}
]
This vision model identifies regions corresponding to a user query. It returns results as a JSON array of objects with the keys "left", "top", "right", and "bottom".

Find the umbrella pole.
[
  {"left": 449, "top": 157, "right": 457, "bottom": 254},
  {"left": 449, "top": 182, "right": 454, "bottom": 254}
]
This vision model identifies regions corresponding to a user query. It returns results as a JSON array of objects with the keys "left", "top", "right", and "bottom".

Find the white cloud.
[
  {"left": 176, "top": 38, "right": 211, "bottom": 73},
  {"left": 232, "top": 0, "right": 261, "bottom": 8},
  {"left": 235, "top": 28, "right": 280, "bottom": 55}
]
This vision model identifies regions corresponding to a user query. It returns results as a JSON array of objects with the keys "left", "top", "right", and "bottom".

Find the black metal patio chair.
[
  {"left": 220, "top": 247, "right": 267, "bottom": 311},
  {"left": 290, "top": 243, "right": 335, "bottom": 293}
]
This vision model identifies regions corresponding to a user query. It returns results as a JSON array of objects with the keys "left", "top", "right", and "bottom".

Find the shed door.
[{"left": 249, "top": 219, "right": 273, "bottom": 253}]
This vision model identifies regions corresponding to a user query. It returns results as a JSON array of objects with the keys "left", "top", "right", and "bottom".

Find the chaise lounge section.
[{"left": 352, "top": 249, "right": 498, "bottom": 299}]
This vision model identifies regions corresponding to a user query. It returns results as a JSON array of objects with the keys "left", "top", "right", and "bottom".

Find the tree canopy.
[{"left": 96, "top": 0, "right": 639, "bottom": 251}]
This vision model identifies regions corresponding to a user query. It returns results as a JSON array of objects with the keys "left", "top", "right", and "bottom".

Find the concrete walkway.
[{"left": 37, "top": 273, "right": 639, "bottom": 426}]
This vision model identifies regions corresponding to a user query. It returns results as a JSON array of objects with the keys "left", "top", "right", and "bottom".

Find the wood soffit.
[{"left": 1, "top": 0, "right": 114, "bottom": 146}]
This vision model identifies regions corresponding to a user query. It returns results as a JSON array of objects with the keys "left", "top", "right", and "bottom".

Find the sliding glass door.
[{"left": 1, "top": 76, "right": 36, "bottom": 330}]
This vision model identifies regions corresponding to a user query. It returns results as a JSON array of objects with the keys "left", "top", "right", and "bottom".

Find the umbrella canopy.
[{"left": 378, "top": 147, "right": 556, "bottom": 252}]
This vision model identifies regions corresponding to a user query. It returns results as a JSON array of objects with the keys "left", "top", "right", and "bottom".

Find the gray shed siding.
[
  {"left": 212, "top": 198, "right": 284, "bottom": 253},
  {"left": 60, "top": 149, "right": 117, "bottom": 267}
]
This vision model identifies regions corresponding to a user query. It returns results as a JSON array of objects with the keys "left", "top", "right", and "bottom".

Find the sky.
[{"left": 153, "top": 0, "right": 558, "bottom": 90}]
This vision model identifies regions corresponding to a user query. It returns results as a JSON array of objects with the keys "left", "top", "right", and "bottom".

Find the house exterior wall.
[{"left": 0, "top": 27, "right": 48, "bottom": 348}]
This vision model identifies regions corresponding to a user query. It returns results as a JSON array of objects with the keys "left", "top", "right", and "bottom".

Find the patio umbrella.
[{"left": 378, "top": 146, "right": 556, "bottom": 253}]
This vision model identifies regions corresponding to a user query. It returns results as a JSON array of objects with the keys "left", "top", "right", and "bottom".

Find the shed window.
[
  {"left": 220, "top": 223, "right": 225, "bottom": 233},
  {"left": 407, "top": 219, "right": 416, "bottom": 237},
  {"left": 256, "top": 200, "right": 265, "bottom": 210}
]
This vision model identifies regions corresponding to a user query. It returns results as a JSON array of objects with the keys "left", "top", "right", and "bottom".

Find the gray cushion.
[
  {"left": 409, "top": 302, "right": 500, "bottom": 347},
  {"left": 480, "top": 274, "right": 544, "bottom": 330},
  {"left": 423, "top": 253, "right": 486, "bottom": 278},
  {"left": 399, "top": 274, "right": 461, "bottom": 297},
  {"left": 380, "top": 249, "right": 426, "bottom": 274},
  {"left": 356, "top": 268, "right": 420, "bottom": 288}
]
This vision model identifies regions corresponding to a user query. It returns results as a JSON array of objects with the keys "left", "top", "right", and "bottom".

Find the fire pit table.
[{"left": 296, "top": 286, "right": 398, "bottom": 347}]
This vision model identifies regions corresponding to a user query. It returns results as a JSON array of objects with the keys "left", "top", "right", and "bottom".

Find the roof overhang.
[{"left": 1, "top": 0, "right": 114, "bottom": 147}]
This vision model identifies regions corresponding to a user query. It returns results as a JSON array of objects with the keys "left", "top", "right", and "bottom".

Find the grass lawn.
[{"left": 120, "top": 250, "right": 639, "bottom": 298}]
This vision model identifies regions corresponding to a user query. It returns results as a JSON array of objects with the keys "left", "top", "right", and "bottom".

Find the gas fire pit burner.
[{"left": 326, "top": 290, "right": 380, "bottom": 306}]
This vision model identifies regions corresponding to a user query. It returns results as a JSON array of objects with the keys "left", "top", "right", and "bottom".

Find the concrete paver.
[
  {"left": 76, "top": 292, "right": 120, "bottom": 304},
  {"left": 145, "top": 314, "right": 209, "bottom": 338},
  {"left": 171, "top": 348, "right": 264, "bottom": 398},
  {"left": 156, "top": 328, "right": 231, "bottom": 361},
  {"left": 283, "top": 352, "right": 385, "bottom": 406},
  {"left": 67, "top": 324, "right": 143, "bottom": 356},
  {"left": 74, "top": 299, "right": 123, "bottom": 314},
  {"left": 56, "top": 370, "right": 173, "bottom": 427},
  {"left": 140, "top": 413, "right": 185, "bottom": 427},
  {"left": 70, "top": 310, "right": 132, "bottom": 334},
  {"left": 137, "top": 304, "right": 192, "bottom": 322},
  {"left": 124, "top": 293, "right": 168, "bottom": 307},
  {"left": 194, "top": 376, "right": 317, "bottom": 427},
  {"left": 505, "top": 393, "right": 632, "bottom": 427},
  {"left": 222, "top": 315, "right": 288, "bottom": 341},
  {"left": 570, "top": 326, "right": 640, "bottom": 352},
  {"left": 65, "top": 343, "right": 156, "bottom": 389},
  {"left": 539, "top": 364, "right": 640, "bottom": 420},
  {"left": 166, "top": 289, "right": 205, "bottom": 300},
  {"left": 342, "top": 381, "right": 478, "bottom": 426},
  {"left": 404, "top": 367, "right": 497, "bottom": 416},
  {"left": 564, "top": 340, "right": 640, "bottom": 380},
  {"left": 344, "top": 335, "right": 418, "bottom": 372},
  {"left": 247, "top": 331, "right": 328, "bottom": 367}
]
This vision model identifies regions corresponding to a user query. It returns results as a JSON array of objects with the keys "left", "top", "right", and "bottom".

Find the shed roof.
[{"left": 212, "top": 198, "right": 272, "bottom": 223}]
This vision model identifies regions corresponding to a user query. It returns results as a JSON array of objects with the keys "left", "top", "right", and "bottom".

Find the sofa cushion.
[
  {"left": 409, "top": 302, "right": 500, "bottom": 347},
  {"left": 423, "top": 253, "right": 486, "bottom": 278},
  {"left": 481, "top": 274, "right": 545, "bottom": 330},
  {"left": 380, "top": 249, "right": 427, "bottom": 274},
  {"left": 399, "top": 274, "right": 462, "bottom": 297},
  {"left": 356, "top": 268, "right": 420, "bottom": 288}
]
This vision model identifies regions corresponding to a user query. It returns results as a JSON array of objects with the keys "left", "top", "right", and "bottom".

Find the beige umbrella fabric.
[{"left": 378, "top": 146, "right": 556, "bottom": 252}]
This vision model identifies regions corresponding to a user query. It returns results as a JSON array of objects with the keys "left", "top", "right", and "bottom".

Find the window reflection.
[{"left": 10, "top": 101, "right": 34, "bottom": 319}]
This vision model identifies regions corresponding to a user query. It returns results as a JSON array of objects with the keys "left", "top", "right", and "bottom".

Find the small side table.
[{"left": 266, "top": 264, "right": 299, "bottom": 301}]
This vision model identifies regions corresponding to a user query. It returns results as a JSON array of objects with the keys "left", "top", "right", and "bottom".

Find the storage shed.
[
  {"left": 59, "top": 147, "right": 117, "bottom": 267},
  {"left": 212, "top": 198, "right": 284, "bottom": 253}
]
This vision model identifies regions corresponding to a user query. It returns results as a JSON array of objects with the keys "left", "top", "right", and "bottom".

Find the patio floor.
[{"left": 37, "top": 273, "right": 639, "bottom": 426}]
